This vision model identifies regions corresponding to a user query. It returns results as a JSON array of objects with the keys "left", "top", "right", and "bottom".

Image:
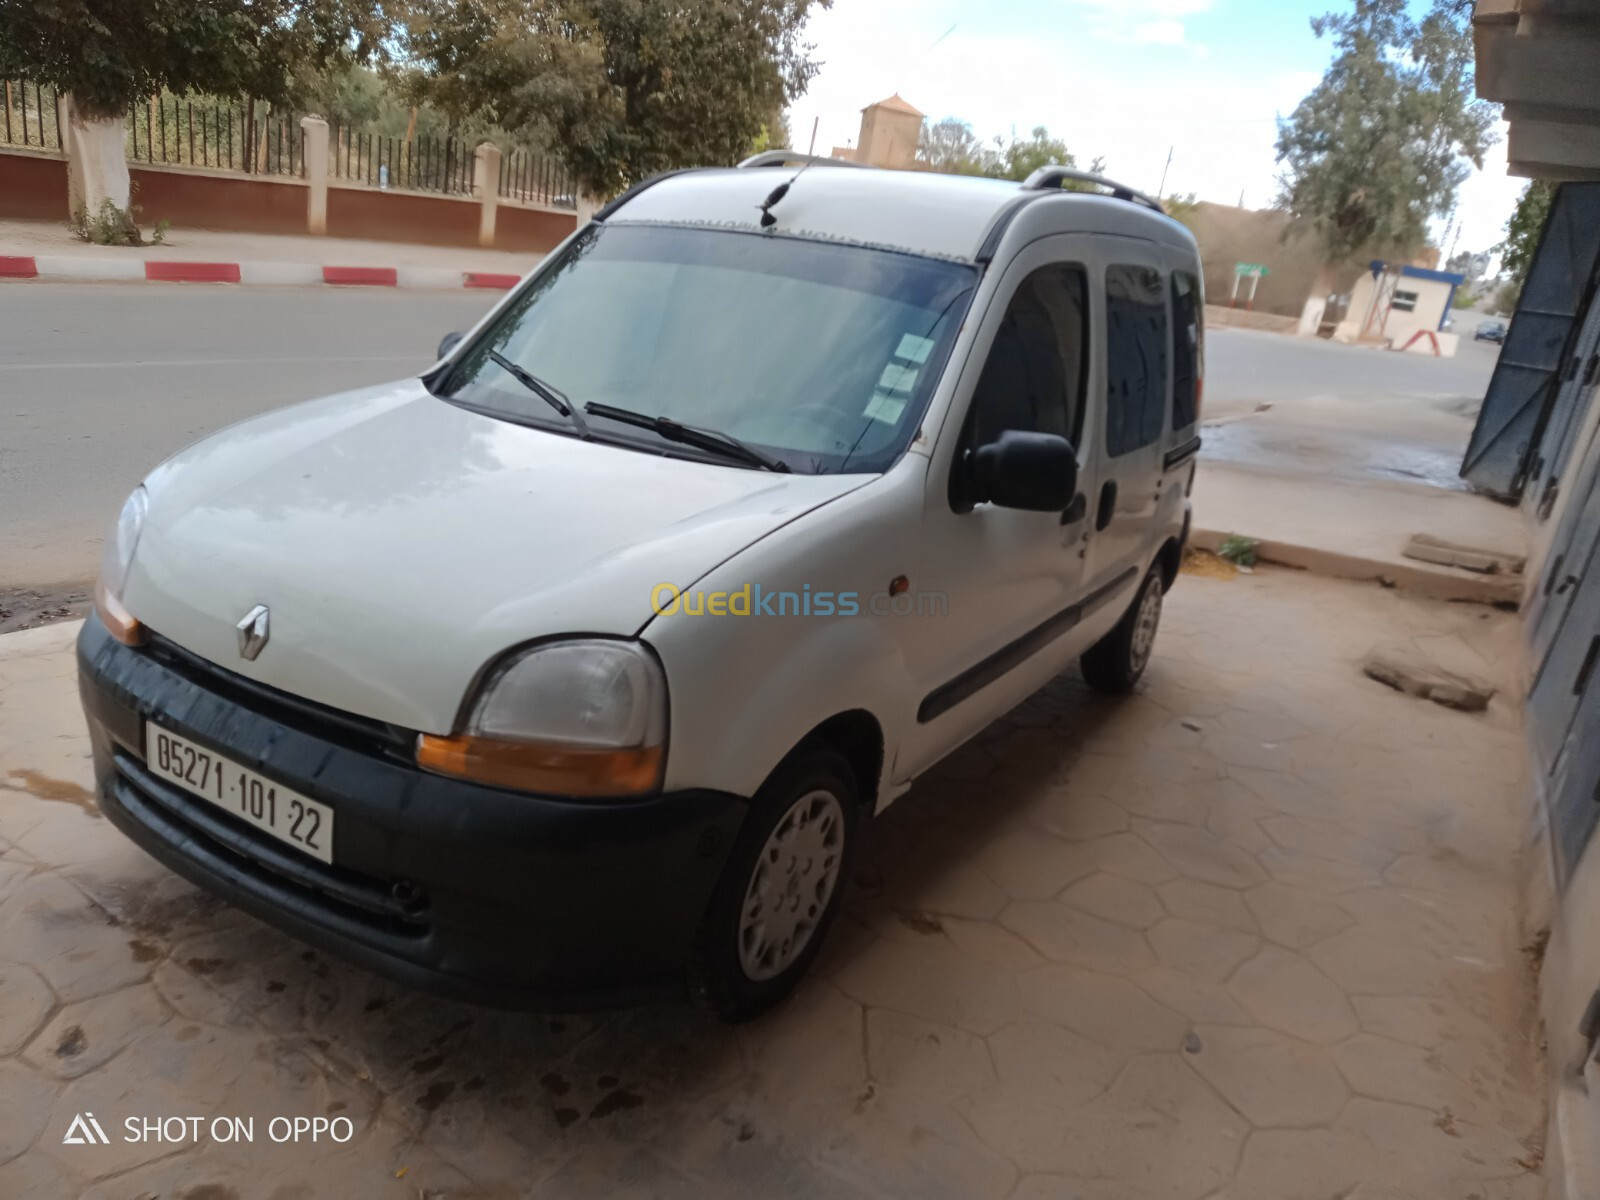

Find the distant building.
[
  {"left": 831, "top": 94, "right": 924, "bottom": 170},
  {"left": 1333, "top": 262, "right": 1467, "bottom": 352}
]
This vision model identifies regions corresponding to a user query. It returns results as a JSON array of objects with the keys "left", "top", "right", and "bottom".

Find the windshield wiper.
[
  {"left": 584, "top": 403, "right": 791, "bottom": 473},
  {"left": 488, "top": 351, "right": 592, "bottom": 438}
]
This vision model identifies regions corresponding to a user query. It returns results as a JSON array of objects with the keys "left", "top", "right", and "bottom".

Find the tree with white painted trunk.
[{"left": 0, "top": 0, "right": 393, "bottom": 240}]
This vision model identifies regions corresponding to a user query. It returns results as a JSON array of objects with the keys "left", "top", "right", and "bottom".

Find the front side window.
[
  {"left": 1104, "top": 264, "right": 1170, "bottom": 456},
  {"left": 1171, "top": 270, "right": 1203, "bottom": 430},
  {"left": 438, "top": 224, "right": 977, "bottom": 475},
  {"left": 965, "top": 265, "right": 1089, "bottom": 450}
]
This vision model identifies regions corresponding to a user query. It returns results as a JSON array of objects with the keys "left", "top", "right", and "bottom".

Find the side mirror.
[
  {"left": 437, "top": 332, "right": 465, "bottom": 360},
  {"left": 970, "top": 430, "right": 1080, "bottom": 512}
]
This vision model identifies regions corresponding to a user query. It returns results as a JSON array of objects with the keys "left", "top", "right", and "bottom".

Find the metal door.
[
  {"left": 1538, "top": 299, "right": 1600, "bottom": 517},
  {"left": 1548, "top": 656, "right": 1600, "bottom": 885},
  {"left": 1461, "top": 183, "right": 1600, "bottom": 501},
  {"left": 1530, "top": 406, "right": 1600, "bottom": 669}
]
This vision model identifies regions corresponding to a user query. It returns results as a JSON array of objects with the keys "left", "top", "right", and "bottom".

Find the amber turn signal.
[
  {"left": 416, "top": 734, "right": 664, "bottom": 798},
  {"left": 95, "top": 584, "right": 147, "bottom": 647}
]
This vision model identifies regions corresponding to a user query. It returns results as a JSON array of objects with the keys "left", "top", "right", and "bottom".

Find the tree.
[
  {"left": 990, "top": 126, "right": 1074, "bottom": 182},
  {"left": 403, "top": 0, "right": 827, "bottom": 198},
  {"left": 917, "top": 117, "right": 995, "bottom": 176},
  {"left": 0, "top": 0, "right": 390, "bottom": 231},
  {"left": 1499, "top": 179, "right": 1554, "bottom": 286},
  {"left": 1275, "top": 0, "right": 1497, "bottom": 265},
  {"left": 1164, "top": 192, "right": 1201, "bottom": 232},
  {"left": 917, "top": 120, "right": 1102, "bottom": 186}
]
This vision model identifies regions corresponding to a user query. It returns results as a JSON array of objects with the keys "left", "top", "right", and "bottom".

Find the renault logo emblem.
[{"left": 236, "top": 605, "right": 270, "bottom": 661}]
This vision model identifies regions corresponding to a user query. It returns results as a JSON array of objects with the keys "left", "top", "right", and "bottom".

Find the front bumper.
[{"left": 76, "top": 613, "right": 747, "bottom": 1010}]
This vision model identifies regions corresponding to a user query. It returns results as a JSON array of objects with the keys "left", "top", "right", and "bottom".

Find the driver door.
[{"left": 895, "top": 239, "right": 1097, "bottom": 781}]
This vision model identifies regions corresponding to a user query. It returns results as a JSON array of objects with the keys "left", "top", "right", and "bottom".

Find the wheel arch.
[{"left": 780, "top": 709, "right": 885, "bottom": 813}]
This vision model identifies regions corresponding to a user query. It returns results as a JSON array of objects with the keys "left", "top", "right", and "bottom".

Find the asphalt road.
[
  {"left": 1, "top": 284, "right": 497, "bottom": 615},
  {"left": 0, "top": 283, "right": 1503, "bottom": 622},
  {"left": 1203, "top": 322, "right": 1501, "bottom": 419}
]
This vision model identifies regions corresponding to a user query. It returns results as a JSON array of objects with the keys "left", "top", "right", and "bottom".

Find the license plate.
[{"left": 144, "top": 725, "right": 334, "bottom": 864}]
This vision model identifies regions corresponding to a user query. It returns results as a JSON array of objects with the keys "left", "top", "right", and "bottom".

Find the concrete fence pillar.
[
  {"left": 474, "top": 142, "right": 501, "bottom": 248},
  {"left": 300, "top": 116, "right": 329, "bottom": 236}
]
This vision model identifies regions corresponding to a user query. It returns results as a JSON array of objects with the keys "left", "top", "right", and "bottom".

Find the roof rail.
[
  {"left": 737, "top": 150, "right": 865, "bottom": 170},
  {"left": 1021, "top": 166, "right": 1165, "bottom": 214}
]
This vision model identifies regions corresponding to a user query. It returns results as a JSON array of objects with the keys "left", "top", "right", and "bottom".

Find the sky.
[{"left": 786, "top": 0, "right": 1528, "bottom": 264}]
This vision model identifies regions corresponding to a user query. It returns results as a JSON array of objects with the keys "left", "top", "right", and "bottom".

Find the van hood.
[{"left": 125, "top": 380, "right": 870, "bottom": 732}]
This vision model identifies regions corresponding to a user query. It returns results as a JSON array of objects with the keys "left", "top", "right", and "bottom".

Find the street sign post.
[{"left": 1230, "top": 262, "right": 1270, "bottom": 311}]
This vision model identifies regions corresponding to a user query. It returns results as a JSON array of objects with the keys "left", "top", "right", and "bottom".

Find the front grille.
[
  {"left": 141, "top": 632, "right": 417, "bottom": 762},
  {"left": 113, "top": 750, "right": 430, "bottom": 942}
]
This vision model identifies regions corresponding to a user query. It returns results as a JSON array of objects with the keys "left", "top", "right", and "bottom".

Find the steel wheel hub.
[
  {"left": 738, "top": 789, "right": 845, "bottom": 982},
  {"left": 1130, "top": 581, "right": 1163, "bottom": 672}
]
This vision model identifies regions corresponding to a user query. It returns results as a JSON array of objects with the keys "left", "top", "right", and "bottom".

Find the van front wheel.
[
  {"left": 687, "top": 748, "right": 860, "bottom": 1022},
  {"left": 1081, "top": 567, "right": 1164, "bottom": 694}
]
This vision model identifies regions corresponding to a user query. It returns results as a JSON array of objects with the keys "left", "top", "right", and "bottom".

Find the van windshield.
[{"left": 437, "top": 223, "right": 978, "bottom": 475}]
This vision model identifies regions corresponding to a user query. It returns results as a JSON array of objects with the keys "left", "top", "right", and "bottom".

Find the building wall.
[
  {"left": 856, "top": 108, "right": 921, "bottom": 171},
  {"left": 1181, "top": 202, "right": 1366, "bottom": 320},
  {"left": 1481, "top": 186, "right": 1600, "bottom": 1200}
]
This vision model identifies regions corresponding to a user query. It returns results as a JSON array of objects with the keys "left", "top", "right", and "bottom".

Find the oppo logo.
[{"left": 62, "top": 1113, "right": 111, "bottom": 1145}]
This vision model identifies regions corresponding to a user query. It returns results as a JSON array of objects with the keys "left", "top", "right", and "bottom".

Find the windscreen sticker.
[
  {"left": 895, "top": 333, "right": 936, "bottom": 364},
  {"left": 878, "top": 363, "right": 919, "bottom": 396},
  {"left": 863, "top": 392, "right": 909, "bottom": 425}
]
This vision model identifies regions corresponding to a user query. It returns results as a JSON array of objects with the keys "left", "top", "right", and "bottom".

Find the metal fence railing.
[
  {"left": 127, "top": 95, "right": 303, "bottom": 176},
  {"left": 2, "top": 80, "right": 64, "bottom": 151},
  {"left": 328, "top": 121, "right": 477, "bottom": 196},
  {"left": 500, "top": 148, "right": 576, "bottom": 208},
  {"left": 3, "top": 81, "right": 578, "bottom": 210}
]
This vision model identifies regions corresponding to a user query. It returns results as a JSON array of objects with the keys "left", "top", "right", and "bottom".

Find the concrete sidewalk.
[
  {"left": 1193, "top": 464, "right": 1527, "bottom": 605},
  {"left": 1192, "top": 331, "right": 1525, "bottom": 606},
  {"left": 0, "top": 569, "right": 1546, "bottom": 1199},
  {"left": 0, "top": 218, "right": 547, "bottom": 288}
]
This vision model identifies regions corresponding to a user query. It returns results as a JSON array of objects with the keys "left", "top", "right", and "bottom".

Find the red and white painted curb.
[{"left": 0, "top": 255, "right": 523, "bottom": 290}]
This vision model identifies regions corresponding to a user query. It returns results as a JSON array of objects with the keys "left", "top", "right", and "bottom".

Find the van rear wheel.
[
  {"left": 687, "top": 748, "right": 859, "bottom": 1023},
  {"left": 1081, "top": 566, "right": 1164, "bottom": 694}
]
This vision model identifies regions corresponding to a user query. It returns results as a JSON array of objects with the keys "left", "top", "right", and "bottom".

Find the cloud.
[
  {"left": 1068, "top": 0, "right": 1212, "bottom": 52},
  {"left": 1132, "top": 19, "right": 1188, "bottom": 44}
]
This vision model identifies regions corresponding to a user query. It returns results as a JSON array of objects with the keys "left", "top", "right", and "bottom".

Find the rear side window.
[
  {"left": 966, "top": 264, "right": 1089, "bottom": 449},
  {"left": 1104, "top": 265, "right": 1169, "bottom": 456},
  {"left": 1171, "top": 270, "right": 1203, "bottom": 430}
]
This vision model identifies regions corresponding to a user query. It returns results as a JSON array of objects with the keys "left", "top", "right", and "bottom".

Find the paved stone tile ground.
[{"left": 0, "top": 570, "right": 1546, "bottom": 1199}]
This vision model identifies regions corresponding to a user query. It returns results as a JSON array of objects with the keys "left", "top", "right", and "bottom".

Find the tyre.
[
  {"left": 687, "top": 747, "right": 860, "bottom": 1023},
  {"left": 1081, "top": 566, "right": 1165, "bottom": 694}
]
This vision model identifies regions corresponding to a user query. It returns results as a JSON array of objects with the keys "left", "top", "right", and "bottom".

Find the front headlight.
[
  {"left": 416, "top": 640, "right": 668, "bottom": 798},
  {"left": 95, "top": 486, "right": 148, "bottom": 645}
]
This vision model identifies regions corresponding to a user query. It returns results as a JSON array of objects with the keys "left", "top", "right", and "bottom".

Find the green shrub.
[
  {"left": 1217, "top": 534, "right": 1260, "bottom": 568},
  {"left": 68, "top": 198, "right": 166, "bottom": 246}
]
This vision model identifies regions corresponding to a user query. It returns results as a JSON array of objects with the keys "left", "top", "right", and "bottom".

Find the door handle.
[
  {"left": 1095, "top": 481, "right": 1117, "bottom": 532},
  {"left": 1061, "top": 494, "right": 1088, "bottom": 525}
]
